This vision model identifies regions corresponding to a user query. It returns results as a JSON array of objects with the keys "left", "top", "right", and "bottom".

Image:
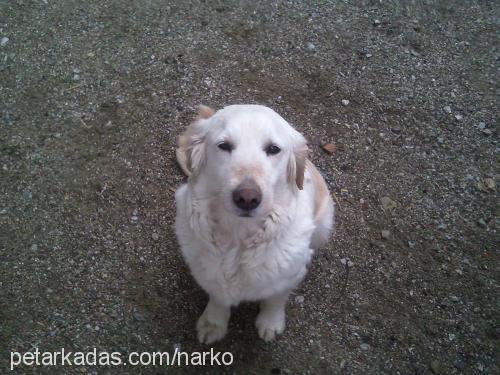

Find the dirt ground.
[{"left": 0, "top": 1, "right": 498, "bottom": 374}]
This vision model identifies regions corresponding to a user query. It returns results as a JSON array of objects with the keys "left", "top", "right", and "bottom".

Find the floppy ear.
[
  {"left": 287, "top": 131, "right": 309, "bottom": 190},
  {"left": 176, "top": 105, "right": 215, "bottom": 177}
]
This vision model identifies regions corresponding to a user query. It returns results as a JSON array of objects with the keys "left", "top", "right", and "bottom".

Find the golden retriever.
[{"left": 175, "top": 104, "right": 334, "bottom": 343}]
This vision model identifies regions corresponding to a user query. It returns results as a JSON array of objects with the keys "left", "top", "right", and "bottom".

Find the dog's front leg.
[
  {"left": 196, "top": 296, "right": 231, "bottom": 344},
  {"left": 255, "top": 290, "right": 290, "bottom": 341}
]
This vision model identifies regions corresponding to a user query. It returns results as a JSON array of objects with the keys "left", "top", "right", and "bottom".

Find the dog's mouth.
[{"left": 238, "top": 211, "right": 253, "bottom": 218}]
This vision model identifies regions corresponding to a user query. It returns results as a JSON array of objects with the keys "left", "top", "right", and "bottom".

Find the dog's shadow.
[{"left": 128, "top": 246, "right": 276, "bottom": 372}]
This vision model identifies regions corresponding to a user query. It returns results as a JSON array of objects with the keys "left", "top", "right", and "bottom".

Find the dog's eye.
[
  {"left": 265, "top": 144, "right": 281, "bottom": 155},
  {"left": 217, "top": 142, "right": 233, "bottom": 152}
]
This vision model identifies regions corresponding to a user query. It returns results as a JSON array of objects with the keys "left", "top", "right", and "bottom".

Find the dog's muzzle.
[{"left": 232, "top": 179, "right": 262, "bottom": 213}]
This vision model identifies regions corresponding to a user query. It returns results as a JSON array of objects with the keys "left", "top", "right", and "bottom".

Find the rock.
[
  {"left": 444, "top": 106, "right": 452, "bottom": 114},
  {"left": 73, "top": 68, "right": 81, "bottom": 74},
  {"left": 360, "top": 343, "right": 370, "bottom": 351},
  {"left": 450, "top": 296, "right": 460, "bottom": 302},
  {"left": 133, "top": 310, "right": 145, "bottom": 322},
  {"left": 477, "top": 178, "right": 495, "bottom": 192},
  {"left": 437, "top": 223, "right": 447, "bottom": 230},
  {"left": 294, "top": 295, "right": 304, "bottom": 304},
  {"left": 306, "top": 42, "right": 315, "bottom": 50},
  {"left": 322, "top": 143, "right": 336, "bottom": 155},
  {"left": 341, "top": 99, "right": 350, "bottom": 106},
  {"left": 381, "top": 230, "right": 390, "bottom": 239},
  {"left": 380, "top": 196, "right": 397, "bottom": 211},
  {"left": 454, "top": 114, "right": 463, "bottom": 121},
  {"left": 437, "top": 137, "right": 444, "bottom": 144},
  {"left": 430, "top": 360, "right": 440, "bottom": 374},
  {"left": 408, "top": 241, "right": 416, "bottom": 249},
  {"left": 482, "top": 128, "right": 492, "bottom": 135},
  {"left": 31, "top": 244, "right": 38, "bottom": 251},
  {"left": 73, "top": 74, "right": 80, "bottom": 81},
  {"left": 152, "top": 232, "right": 159, "bottom": 241},
  {"left": 477, "top": 218, "right": 487, "bottom": 228},
  {"left": 477, "top": 122, "right": 486, "bottom": 130},
  {"left": 0, "top": 37, "right": 9, "bottom": 46},
  {"left": 390, "top": 126, "right": 402, "bottom": 134},
  {"left": 373, "top": 19, "right": 381, "bottom": 26}
]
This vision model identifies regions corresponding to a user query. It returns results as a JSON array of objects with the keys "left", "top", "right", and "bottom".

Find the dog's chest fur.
[{"left": 175, "top": 184, "right": 315, "bottom": 305}]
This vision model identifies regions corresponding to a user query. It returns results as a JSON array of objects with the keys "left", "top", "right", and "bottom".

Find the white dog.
[{"left": 175, "top": 104, "right": 334, "bottom": 343}]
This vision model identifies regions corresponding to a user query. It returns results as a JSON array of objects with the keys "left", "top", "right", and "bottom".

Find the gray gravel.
[{"left": 0, "top": 1, "right": 498, "bottom": 374}]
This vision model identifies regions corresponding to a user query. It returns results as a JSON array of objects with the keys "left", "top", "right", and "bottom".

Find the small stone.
[
  {"left": 73, "top": 74, "right": 80, "bottom": 81},
  {"left": 322, "top": 143, "right": 336, "bottom": 155},
  {"left": 450, "top": 296, "right": 460, "bottom": 302},
  {"left": 430, "top": 360, "right": 440, "bottom": 374},
  {"left": 437, "top": 223, "right": 447, "bottom": 230},
  {"left": 482, "top": 128, "right": 492, "bottom": 135},
  {"left": 133, "top": 310, "right": 145, "bottom": 322},
  {"left": 294, "top": 295, "right": 304, "bottom": 304},
  {"left": 437, "top": 137, "right": 444, "bottom": 144},
  {"left": 152, "top": 232, "right": 159, "bottom": 241},
  {"left": 444, "top": 106, "right": 452, "bottom": 114},
  {"left": 360, "top": 343, "right": 370, "bottom": 351},
  {"left": 31, "top": 244, "right": 38, "bottom": 251},
  {"left": 408, "top": 241, "right": 416, "bottom": 249},
  {"left": 381, "top": 230, "right": 390, "bottom": 239},
  {"left": 477, "top": 218, "right": 487, "bottom": 228},
  {"left": 373, "top": 19, "right": 381, "bottom": 26},
  {"left": 73, "top": 68, "right": 81, "bottom": 74},
  {"left": 477, "top": 122, "right": 486, "bottom": 130},
  {"left": 341, "top": 99, "right": 350, "bottom": 106},
  {"left": 131, "top": 215, "right": 138, "bottom": 222},
  {"left": 380, "top": 196, "right": 397, "bottom": 211},
  {"left": 306, "top": 42, "right": 315, "bottom": 50},
  {"left": 0, "top": 37, "right": 9, "bottom": 46},
  {"left": 454, "top": 114, "right": 463, "bottom": 121},
  {"left": 85, "top": 323, "right": 92, "bottom": 330},
  {"left": 94, "top": 325, "right": 100, "bottom": 331},
  {"left": 390, "top": 126, "right": 402, "bottom": 134}
]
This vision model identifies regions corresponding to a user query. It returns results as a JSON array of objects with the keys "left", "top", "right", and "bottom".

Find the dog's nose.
[{"left": 232, "top": 182, "right": 262, "bottom": 211}]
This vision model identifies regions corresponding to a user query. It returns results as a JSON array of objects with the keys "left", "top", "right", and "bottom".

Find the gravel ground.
[{"left": 1, "top": 1, "right": 498, "bottom": 374}]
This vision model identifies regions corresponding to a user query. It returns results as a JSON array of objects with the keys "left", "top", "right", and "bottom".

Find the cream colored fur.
[{"left": 175, "top": 104, "right": 335, "bottom": 343}]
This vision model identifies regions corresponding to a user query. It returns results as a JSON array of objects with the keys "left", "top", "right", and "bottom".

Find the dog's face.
[{"left": 177, "top": 105, "right": 308, "bottom": 218}]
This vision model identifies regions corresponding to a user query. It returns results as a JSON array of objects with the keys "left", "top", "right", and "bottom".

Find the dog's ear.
[
  {"left": 176, "top": 105, "right": 215, "bottom": 177},
  {"left": 287, "top": 131, "right": 309, "bottom": 190}
]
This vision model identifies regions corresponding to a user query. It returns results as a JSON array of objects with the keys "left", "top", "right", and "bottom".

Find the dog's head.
[{"left": 177, "top": 104, "right": 308, "bottom": 218}]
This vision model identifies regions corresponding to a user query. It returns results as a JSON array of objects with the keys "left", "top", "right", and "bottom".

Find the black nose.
[{"left": 232, "top": 181, "right": 262, "bottom": 211}]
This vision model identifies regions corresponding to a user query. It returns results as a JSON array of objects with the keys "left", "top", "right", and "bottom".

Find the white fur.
[{"left": 175, "top": 104, "right": 335, "bottom": 343}]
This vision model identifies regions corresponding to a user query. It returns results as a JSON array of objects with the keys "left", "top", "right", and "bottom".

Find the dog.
[{"left": 175, "top": 104, "right": 335, "bottom": 343}]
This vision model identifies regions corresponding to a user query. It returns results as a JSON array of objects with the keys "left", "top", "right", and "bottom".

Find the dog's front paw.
[
  {"left": 196, "top": 312, "right": 228, "bottom": 344},
  {"left": 255, "top": 309, "right": 285, "bottom": 342}
]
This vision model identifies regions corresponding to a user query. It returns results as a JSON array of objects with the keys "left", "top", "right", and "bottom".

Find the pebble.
[
  {"left": 373, "top": 19, "right": 381, "bottom": 26},
  {"left": 437, "top": 223, "right": 447, "bottom": 230},
  {"left": 294, "top": 295, "right": 304, "bottom": 304},
  {"left": 340, "top": 258, "right": 354, "bottom": 267},
  {"left": 322, "top": 143, "right": 336, "bottom": 155},
  {"left": 430, "top": 360, "right": 440, "bottom": 374},
  {"left": 306, "top": 42, "right": 315, "bottom": 50},
  {"left": 482, "top": 128, "right": 492, "bottom": 135},
  {"left": 152, "top": 232, "right": 159, "bottom": 241},
  {"left": 444, "top": 105, "right": 452, "bottom": 114},
  {"left": 360, "top": 343, "right": 370, "bottom": 351},
  {"left": 381, "top": 230, "right": 390, "bottom": 239},
  {"left": 0, "top": 36, "right": 9, "bottom": 46},
  {"left": 133, "top": 310, "right": 145, "bottom": 322},
  {"left": 454, "top": 114, "right": 463, "bottom": 121},
  {"left": 477, "top": 122, "right": 486, "bottom": 130},
  {"left": 341, "top": 99, "right": 350, "bottom": 106},
  {"left": 31, "top": 244, "right": 38, "bottom": 251},
  {"left": 437, "top": 137, "right": 444, "bottom": 144},
  {"left": 407, "top": 241, "right": 416, "bottom": 249},
  {"left": 73, "top": 74, "right": 80, "bottom": 81},
  {"left": 477, "top": 218, "right": 486, "bottom": 228},
  {"left": 450, "top": 296, "right": 460, "bottom": 302},
  {"left": 380, "top": 196, "right": 397, "bottom": 211}
]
